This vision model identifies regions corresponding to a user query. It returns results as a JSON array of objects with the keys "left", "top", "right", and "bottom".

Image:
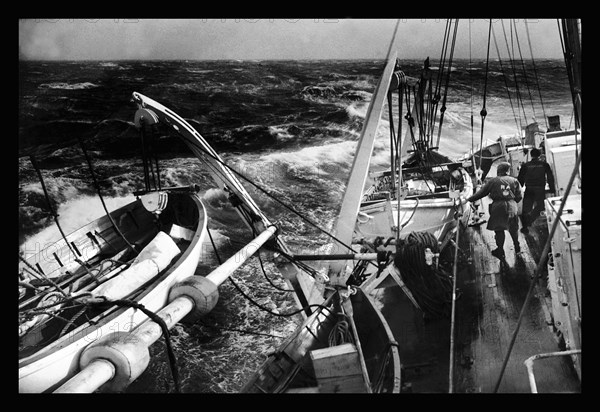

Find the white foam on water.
[
  {"left": 346, "top": 101, "right": 369, "bottom": 119},
  {"left": 38, "top": 82, "right": 100, "bottom": 90},
  {"left": 258, "top": 140, "right": 358, "bottom": 177},
  {"left": 268, "top": 125, "right": 294, "bottom": 141}
]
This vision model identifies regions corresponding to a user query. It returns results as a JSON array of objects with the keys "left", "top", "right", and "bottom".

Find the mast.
[
  {"left": 329, "top": 24, "right": 400, "bottom": 285},
  {"left": 560, "top": 19, "right": 581, "bottom": 130}
]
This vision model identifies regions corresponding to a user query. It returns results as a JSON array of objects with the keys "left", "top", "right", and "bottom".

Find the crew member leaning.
[
  {"left": 466, "top": 162, "right": 522, "bottom": 260},
  {"left": 517, "top": 148, "right": 555, "bottom": 234}
]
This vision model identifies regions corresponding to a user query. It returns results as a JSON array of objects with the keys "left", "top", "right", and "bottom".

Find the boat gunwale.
[
  {"left": 19, "top": 193, "right": 206, "bottom": 374},
  {"left": 19, "top": 199, "right": 147, "bottom": 280}
]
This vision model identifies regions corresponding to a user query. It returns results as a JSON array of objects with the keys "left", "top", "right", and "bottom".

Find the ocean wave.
[
  {"left": 98, "top": 62, "right": 127, "bottom": 70},
  {"left": 259, "top": 140, "right": 357, "bottom": 177},
  {"left": 300, "top": 85, "right": 338, "bottom": 99},
  {"left": 340, "top": 90, "right": 371, "bottom": 101},
  {"left": 346, "top": 101, "right": 369, "bottom": 119},
  {"left": 300, "top": 82, "right": 373, "bottom": 104},
  {"left": 329, "top": 78, "right": 376, "bottom": 92},
  {"left": 186, "top": 69, "right": 214, "bottom": 74},
  {"left": 39, "top": 82, "right": 100, "bottom": 90},
  {"left": 268, "top": 125, "right": 295, "bottom": 141}
]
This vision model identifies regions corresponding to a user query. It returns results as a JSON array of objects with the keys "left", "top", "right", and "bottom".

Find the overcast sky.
[{"left": 19, "top": 18, "right": 567, "bottom": 61}]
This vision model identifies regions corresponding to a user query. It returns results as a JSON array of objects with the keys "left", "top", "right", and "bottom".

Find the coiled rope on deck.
[{"left": 393, "top": 231, "right": 454, "bottom": 319}]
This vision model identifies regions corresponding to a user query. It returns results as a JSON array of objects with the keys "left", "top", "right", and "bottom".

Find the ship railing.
[{"left": 524, "top": 349, "right": 581, "bottom": 393}]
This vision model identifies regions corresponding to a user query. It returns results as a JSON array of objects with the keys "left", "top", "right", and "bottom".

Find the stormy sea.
[{"left": 18, "top": 58, "right": 573, "bottom": 392}]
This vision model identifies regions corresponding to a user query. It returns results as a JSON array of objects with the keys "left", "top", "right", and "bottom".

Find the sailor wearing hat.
[
  {"left": 517, "top": 148, "right": 555, "bottom": 234},
  {"left": 466, "top": 162, "right": 523, "bottom": 260}
]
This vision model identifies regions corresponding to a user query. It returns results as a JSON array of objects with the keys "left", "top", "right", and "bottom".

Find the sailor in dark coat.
[
  {"left": 517, "top": 147, "right": 555, "bottom": 234},
  {"left": 466, "top": 162, "right": 523, "bottom": 260}
]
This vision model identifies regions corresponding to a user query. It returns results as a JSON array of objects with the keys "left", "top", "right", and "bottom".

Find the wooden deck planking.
[
  {"left": 452, "top": 197, "right": 580, "bottom": 393},
  {"left": 371, "top": 196, "right": 580, "bottom": 393}
]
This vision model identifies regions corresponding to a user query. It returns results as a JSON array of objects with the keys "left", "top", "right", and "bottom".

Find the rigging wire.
[
  {"left": 206, "top": 225, "right": 332, "bottom": 318},
  {"left": 448, "top": 201, "right": 462, "bottom": 393},
  {"left": 430, "top": 19, "right": 452, "bottom": 140},
  {"left": 435, "top": 18, "right": 460, "bottom": 148},
  {"left": 28, "top": 155, "right": 83, "bottom": 277},
  {"left": 558, "top": 19, "right": 581, "bottom": 130},
  {"left": 469, "top": 20, "right": 475, "bottom": 166},
  {"left": 77, "top": 135, "right": 137, "bottom": 253},
  {"left": 500, "top": 19, "right": 528, "bottom": 127},
  {"left": 18, "top": 254, "right": 69, "bottom": 299},
  {"left": 476, "top": 19, "right": 493, "bottom": 179},
  {"left": 395, "top": 80, "right": 404, "bottom": 243},
  {"left": 227, "top": 265, "right": 332, "bottom": 319},
  {"left": 512, "top": 19, "right": 538, "bottom": 123},
  {"left": 524, "top": 19, "right": 549, "bottom": 129},
  {"left": 491, "top": 24, "right": 521, "bottom": 134},
  {"left": 387, "top": 88, "right": 397, "bottom": 192},
  {"left": 256, "top": 252, "right": 294, "bottom": 292}
]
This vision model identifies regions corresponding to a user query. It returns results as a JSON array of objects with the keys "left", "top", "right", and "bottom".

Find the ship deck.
[{"left": 374, "top": 197, "right": 581, "bottom": 393}]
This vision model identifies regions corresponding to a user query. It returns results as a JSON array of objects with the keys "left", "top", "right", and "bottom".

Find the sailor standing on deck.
[
  {"left": 465, "top": 162, "right": 523, "bottom": 260},
  {"left": 517, "top": 148, "right": 555, "bottom": 234}
]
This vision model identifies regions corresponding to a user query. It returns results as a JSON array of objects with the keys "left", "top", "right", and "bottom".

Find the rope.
[
  {"left": 413, "top": 85, "right": 426, "bottom": 144},
  {"left": 77, "top": 135, "right": 137, "bottom": 254},
  {"left": 387, "top": 89, "right": 397, "bottom": 192},
  {"left": 371, "top": 340, "right": 399, "bottom": 392},
  {"left": 227, "top": 274, "right": 331, "bottom": 318},
  {"left": 477, "top": 20, "right": 493, "bottom": 177},
  {"left": 206, "top": 226, "right": 223, "bottom": 265},
  {"left": 404, "top": 86, "right": 418, "bottom": 151},
  {"left": 435, "top": 19, "right": 460, "bottom": 148},
  {"left": 206, "top": 224, "right": 329, "bottom": 317},
  {"left": 448, "top": 200, "right": 462, "bottom": 393},
  {"left": 500, "top": 20, "right": 528, "bottom": 126},
  {"left": 491, "top": 24, "right": 521, "bottom": 134},
  {"left": 59, "top": 306, "right": 87, "bottom": 337},
  {"left": 469, "top": 20, "right": 475, "bottom": 166},
  {"left": 396, "top": 81, "right": 404, "bottom": 243},
  {"left": 328, "top": 313, "right": 355, "bottom": 346},
  {"left": 430, "top": 20, "right": 452, "bottom": 140},
  {"left": 524, "top": 20, "right": 548, "bottom": 129},
  {"left": 512, "top": 19, "right": 538, "bottom": 122},
  {"left": 256, "top": 252, "right": 294, "bottom": 292},
  {"left": 559, "top": 19, "right": 581, "bottom": 130},
  {"left": 19, "top": 254, "right": 69, "bottom": 299},
  {"left": 28, "top": 155, "right": 84, "bottom": 280},
  {"left": 399, "top": 198, "right": 419, "bottom": 231},
  {"left": 21, "top": 292, "right": 93, "bottom": 314},
  {"left": 393, "top": 231, "right": 454, "bottom": 319},
  {"left": 196, "top": 322, "right": 285, "bottom": 339},
  {"left": 96, "top": 298, "right": 181, "bottom": 393},
  {"left": 139, "top": 118, "right": 162, "bottom": 191}
]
